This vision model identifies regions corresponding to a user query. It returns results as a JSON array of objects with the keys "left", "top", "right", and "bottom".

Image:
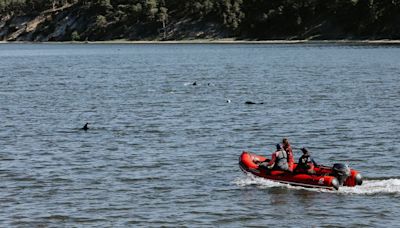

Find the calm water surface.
[{"left": 1, "top": 43, "right": 400, "bottom": 227}]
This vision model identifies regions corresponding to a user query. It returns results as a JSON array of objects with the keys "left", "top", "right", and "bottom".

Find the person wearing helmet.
[
  {"left": 296, "top": 147, "right": 318, "bottom": 174},
  {"left": 282, "top": 138, "right": 294, "bottom": 172},
  {"left": 260, "top": 144, "right": 289, "bottom": 171}
]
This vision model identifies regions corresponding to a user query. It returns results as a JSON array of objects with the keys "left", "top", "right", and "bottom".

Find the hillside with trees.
[{"left": 1, "top": 0, "right": 400, "bottom": 41}]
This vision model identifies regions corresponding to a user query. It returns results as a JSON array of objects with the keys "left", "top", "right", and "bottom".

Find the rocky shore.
[{"left": 1, "top": 1, "right": 400, "bottom": 42}]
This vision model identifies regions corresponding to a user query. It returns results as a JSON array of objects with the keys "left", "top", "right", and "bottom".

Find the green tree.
[
  {"left": 219, "top": 0, "right": 244, "bottom": 30},
  {"left": 92, "top": 0, "right": 112, "bottom": 13},
  {"left": 96, "top": 15, "right": 107, "bottom": 28},
  {"left": 71, "top": 30, "right": 80, "bottom": 40},
  {"left": 143, "top": 0, "right": 158, "bottom": 20},
  {"left": 130, "top": 2, "right": 142, "bottom": 22}
]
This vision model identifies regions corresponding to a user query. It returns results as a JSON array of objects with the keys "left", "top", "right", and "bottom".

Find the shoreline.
[{"left": 2, "top": 39, "right": 400, "bottom": 45}]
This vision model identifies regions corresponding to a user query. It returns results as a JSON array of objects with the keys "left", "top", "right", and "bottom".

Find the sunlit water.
[{"left": 1, "top": 43, "right": 400, "bottom": 227}]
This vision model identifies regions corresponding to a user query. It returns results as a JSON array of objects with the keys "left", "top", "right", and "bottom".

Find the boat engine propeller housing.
[{"left": 332, "top": 163, "right": 351, "bottom": 185}]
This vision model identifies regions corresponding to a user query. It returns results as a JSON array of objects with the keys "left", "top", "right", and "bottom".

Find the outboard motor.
[{"left": 332, "top": 163, "right": 351, "bottom": 185}]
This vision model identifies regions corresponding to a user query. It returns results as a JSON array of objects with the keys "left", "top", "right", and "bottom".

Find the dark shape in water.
[
  {"left": 245, "top": 101, "right": 264, "bottom": 105},
  {"left": 192, "top": 81, "right": 197, "bottom": 86},
  {"left": 82, "top": 123, "right": 89, "bottom": 131}
]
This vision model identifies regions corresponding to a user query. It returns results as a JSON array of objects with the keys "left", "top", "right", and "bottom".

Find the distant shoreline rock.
[{"left": 2, "top": 1, "right": 400, "bottom": 42}]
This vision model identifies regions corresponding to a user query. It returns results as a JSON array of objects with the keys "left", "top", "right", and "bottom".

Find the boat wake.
[
  {"left": 338, "top": 178, "right": 400, "bottom": 195},
  {"left": 234, "top": 174, "right": 400, "bottom": 195}
]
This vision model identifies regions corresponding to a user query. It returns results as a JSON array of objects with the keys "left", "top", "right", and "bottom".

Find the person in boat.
[
  {"left": 282, "top": 138, "right": 294, "bottom": 172},
  {"left": 295, "top": 147, "right": 318, "bottom": 174},
  {"left": 259, "top": 144, "right": 289, "bottom": 171}
]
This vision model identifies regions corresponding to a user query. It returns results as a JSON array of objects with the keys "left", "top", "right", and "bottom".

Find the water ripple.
[{"left": 1, "top": 43, "right": 400, "bottom": 226}]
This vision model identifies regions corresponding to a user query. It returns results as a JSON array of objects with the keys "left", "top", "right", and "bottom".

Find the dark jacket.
[{"left": 297, "top": 155, "right": 318, "bottom": 170}]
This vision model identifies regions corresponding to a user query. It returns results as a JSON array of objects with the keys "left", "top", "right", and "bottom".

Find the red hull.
[{"left": 239, "top": 151, "right": 362, "bottom": 190}]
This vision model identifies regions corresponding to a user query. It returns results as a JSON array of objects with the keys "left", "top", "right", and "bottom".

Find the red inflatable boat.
[{"left": 239, "top": 151, "right": 363, "bottom": 190}]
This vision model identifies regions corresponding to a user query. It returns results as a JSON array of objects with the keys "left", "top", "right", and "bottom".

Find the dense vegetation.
[{"left": 1, "top": 0, "right": 400, "bottom": 41}]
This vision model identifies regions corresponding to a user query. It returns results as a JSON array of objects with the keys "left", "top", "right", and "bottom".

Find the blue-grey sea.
[{"left": 1, "top": 43, "right": 400, "bottom": 227}]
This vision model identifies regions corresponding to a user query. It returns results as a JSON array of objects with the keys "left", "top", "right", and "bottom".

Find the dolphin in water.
[
  {"left": 82, "top": 123, "right": 89, "bottom": 131},
  {"left": 245, "top": 101, "right": 264, "bottom": 105}
]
